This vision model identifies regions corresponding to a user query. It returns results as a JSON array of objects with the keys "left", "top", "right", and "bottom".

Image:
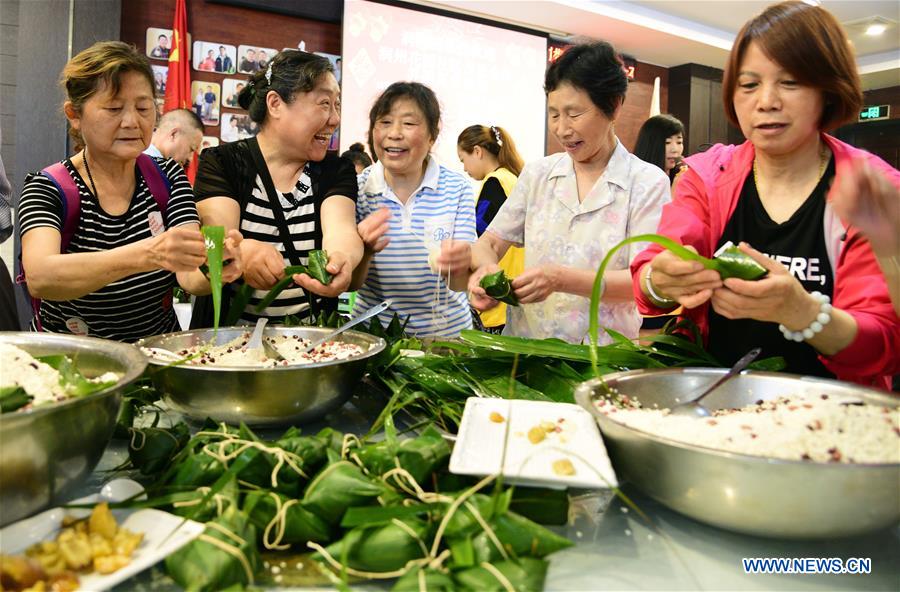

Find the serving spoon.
[
  {"left": 297, "top": 300, "right": 392, "bottom": 356},
  {"left": 669, "top": 347, "right": 762, "bottom": 418}
]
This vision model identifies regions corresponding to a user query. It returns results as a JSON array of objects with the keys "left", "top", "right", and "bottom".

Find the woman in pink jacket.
[{"left": 631, "top": 1, "right": 900, "bottom": 389}]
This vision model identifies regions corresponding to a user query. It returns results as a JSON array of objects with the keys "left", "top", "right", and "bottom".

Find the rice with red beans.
[
  {"left": 594, "top": 393, "right": 900, "bottom": 464},
  {"left": 150, "top": 332, "right": 367, "bottom": 367}
]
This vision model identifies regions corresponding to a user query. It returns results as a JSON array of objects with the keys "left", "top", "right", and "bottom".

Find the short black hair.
[
  {"left": 341, "top": 142, "right": 373, "bottom": 169},
  {"left": 237, "top": 50, "right": 333, "bottom": 124},
  {"left": 367, "top": 81, "right": 440, "bottom": 162},
  {"left": 633, "top": 114, "right": 684, "bottom": 172},
  {"left": 158, "top": 34, "right": 167, "bottom": 40},
  {"left": 544, "top": 41, "right": 627, "bottom": 118}
]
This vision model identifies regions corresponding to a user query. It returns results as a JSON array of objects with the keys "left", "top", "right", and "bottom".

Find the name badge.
[
  {"left": 65, "top": 317, "right": 89, "bottom": 335},
  {"left": 148, "top": 211, "right": 164, "bottom": 236}
]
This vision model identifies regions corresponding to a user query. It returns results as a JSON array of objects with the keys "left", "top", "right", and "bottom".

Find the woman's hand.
[
  {"left": 221, "top": 229, "right": 243, "bottom": 284},
  {"left": 710, "top": 243, "right": 818, "bottom": 329},
  {"left": 646, "top": 247, "right": 723, "bottom": 308},
  {"left": 294, "top": 251, "right": 352, "bottom": 297},
  {"left": 512, "top": 265, "right": 560, "bottom": 304},
  {"left": 468, "top": 264, "right": 501, "bottom": 311},
  {"left": 358, "top": 207, "right": 391, "bottom": 254},
  {"left": 149, "top": 226, "right": 207, "bottom": 272},
  {"left": 240, "top": 239, "right": 286, "bottom": 289},
  {"left": 434, "top": 240, "right": 471, "bottom": 276},
  {"left": 829, "top": 159, "right": 900, "bottom": 256}
]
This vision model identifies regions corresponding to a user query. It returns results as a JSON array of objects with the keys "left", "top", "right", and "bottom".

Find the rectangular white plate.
[
  {"left": 0, "top": 482, "right": 204, "bottom": 591},
  {"left": 449, "top": 398, "right": 618, "bottom": 489}
]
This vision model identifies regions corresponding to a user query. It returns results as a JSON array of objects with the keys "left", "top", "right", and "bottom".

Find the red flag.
[{"left": 162, "top": 0, "right": 198, "bottom": 182}]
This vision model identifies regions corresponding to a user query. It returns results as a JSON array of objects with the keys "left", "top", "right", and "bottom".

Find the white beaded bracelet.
[{"left": 778, "top": 291, "right": 833, "bottom": 342}]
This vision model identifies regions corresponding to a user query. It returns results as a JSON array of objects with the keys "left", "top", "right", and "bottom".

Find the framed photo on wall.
[
  {"left": 238, "top": 45, "right": 277, "bottom": 74},
  {"left": 314, "top": 52, "right": 341, "bottom": 84},
  {"left": 146, "top": 27, "right": 172, "bottom": 60},
  {"left": 221, "top": 113, "right": 259, "bottom": 142},
  {"left": 192, "top": 41, "right": 237, "bottom": 74},
  {"left": 222, "top": 78, "right": 247, "bottom": 109},
  {"left": 146, "top": 27, "right": 191, "bottom": 61},
  {"left": 191, "top": 81, "right": 221, "bottom": 126},
  {"left": 201, "top": 136, "right": 220, "bottom": 152},
  {"left": 151, "top": 65, "right": 168, "bottom": 95}
]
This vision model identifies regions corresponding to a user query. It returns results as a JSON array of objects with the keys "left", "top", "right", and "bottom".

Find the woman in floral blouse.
[{"left": 466, "top": 41, "right": 670, "bottom": 343}]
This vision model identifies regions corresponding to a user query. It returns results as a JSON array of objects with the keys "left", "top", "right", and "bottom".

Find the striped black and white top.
[
  {"left": 18, "top": 158, "right": 200, "bottom": 342},
  {"left": 195, "top": 139, "right": 358, "bottom": 322}
]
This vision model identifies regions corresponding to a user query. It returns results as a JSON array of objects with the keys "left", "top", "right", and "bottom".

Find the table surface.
[{"left": 64, "top": 392, "right": 900, "bottom": 591}]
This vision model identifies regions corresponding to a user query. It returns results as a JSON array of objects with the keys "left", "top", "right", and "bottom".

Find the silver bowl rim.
[
  {"left": 136, "top": 326, "right": 387, "bottom": 371},
  {"left": 0, "top": 331, "right": 147, "bottom": 419},
  {"left": 576, "top": 368, "right": 900, "bottom": 470}
]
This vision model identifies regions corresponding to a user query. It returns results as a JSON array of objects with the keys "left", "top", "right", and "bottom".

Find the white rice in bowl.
[
  {"left": 594, "top": 392, "right": 900, "bottom": 464},
  {"left": 142, "top": 332, "right": 367, "bottom": 367},
  {"left": 0, "top": 343, "right": 120, "bottom": 409}
]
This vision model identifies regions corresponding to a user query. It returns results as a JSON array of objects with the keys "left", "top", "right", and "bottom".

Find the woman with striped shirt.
[
  {"left": 354, "top": 82, "right": 477, "bottom": 337},
  {"left": 195, "top": 50, "right": 363, "bottom": 323},
  {"left": 18, "top": 42, "right": 240, "bottom": 342}
]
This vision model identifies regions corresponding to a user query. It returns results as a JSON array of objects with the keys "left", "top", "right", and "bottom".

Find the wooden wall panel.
[{"left": 120, "top": 0, "right": 341, "bottom": 139}]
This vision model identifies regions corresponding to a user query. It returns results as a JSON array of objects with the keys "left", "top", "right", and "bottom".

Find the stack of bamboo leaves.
[
  {"left": 128, "top": 420, "right": 571, "bottom": 591},
  {"left": 370, "top": 324, "right": 784, "bottom": 435}
]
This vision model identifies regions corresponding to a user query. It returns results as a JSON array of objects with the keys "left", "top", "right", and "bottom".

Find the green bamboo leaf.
[
  {"left": 340, "top": 503, "right": 436, "bottom": 528},
  {"left": 0, "top": 386, "right": 32, "bottom": 413},
  {"left": 392, "top": 567, "right": 457, "bottom": 591},
  {"left": 224, "top": 283, "right": 253, "bottom": 326},
  {"left": 38, "top": 354, "right": 117, "bottom": 397},
  {"left": 453, "top": 558, "right": 548, "bottom": 592},
  {"left": 202, "top": 226, "right": 225, "bottom": 336},
  {"left": 307, "top": 249, "right": 333, "bottom": 285},
  {"left": 319, "top": 517, "right": 431, "bottom": 573},
  {"left": 479, "top": 270, "right": 519, "bottom": 306},
  {"left": 255, "top": 264, "right": 308, "bottom": 312},
  {"left": 165, "top": 505, "right": 261, "bottom": 591}
]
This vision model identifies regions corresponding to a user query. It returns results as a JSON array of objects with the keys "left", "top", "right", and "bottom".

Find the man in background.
[
  {"left": 150, "top": 34, "right": 169, "bottom": 59},
  {"left": 144, "top": 109, "right": 204, "bottom": 168},
  {"left": 215, "top": 45, "right": 233, "bottom": 73}
]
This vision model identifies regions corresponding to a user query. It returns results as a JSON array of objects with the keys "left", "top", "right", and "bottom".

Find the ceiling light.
[{"left": 865, "top": 23, "right": 887, "bottom": 36}]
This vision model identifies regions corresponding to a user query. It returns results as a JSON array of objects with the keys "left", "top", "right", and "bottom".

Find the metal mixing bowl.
[
  {"left": 574, "top": 369, "right": 900, "bottom": 539},
  {"left": 138, "top": 327, "right": 386, "bottom": 426},
  {"left": 0, "top": 332, "right": 147, "bottom": 526}
]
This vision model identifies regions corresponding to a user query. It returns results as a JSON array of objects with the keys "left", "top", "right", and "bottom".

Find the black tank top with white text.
[{"left": 707, "top": 157, "right": 836, "bottom": 377}]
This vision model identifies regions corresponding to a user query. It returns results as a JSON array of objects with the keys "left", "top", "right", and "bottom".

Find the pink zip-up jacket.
[{"left": 631, "top": 134, "right": 900, "bottom": 389}]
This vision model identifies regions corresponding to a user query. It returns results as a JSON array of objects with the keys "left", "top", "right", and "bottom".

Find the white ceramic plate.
[
  {"left": 449, "top": 398, "right": 619, "bottom": 489},
  {"left": 0, "top": 479, "right": 204, "bottom": 591}
]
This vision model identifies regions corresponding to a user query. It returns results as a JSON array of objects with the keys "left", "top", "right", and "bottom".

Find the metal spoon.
[
  {"left": 297, "top": 300, "right": 392, "bottom": 355},
  {"left": 669, "top": 347, "right": 762, "bottom": 418}
]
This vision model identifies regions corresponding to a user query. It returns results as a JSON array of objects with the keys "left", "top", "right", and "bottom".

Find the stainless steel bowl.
[
  {"left": 0, "top": 332, "right": 147, "bottom": 526},
  {"left": 138, "top": 327, "right": 386, "bottom": 426},
  {"left": 574, "top": 369, "right": 900, "bottom": 539}
]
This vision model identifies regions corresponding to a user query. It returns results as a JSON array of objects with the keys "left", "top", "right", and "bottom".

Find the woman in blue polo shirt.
[{"left": 352, "top": 82, "right": 477, "bottom": 337}]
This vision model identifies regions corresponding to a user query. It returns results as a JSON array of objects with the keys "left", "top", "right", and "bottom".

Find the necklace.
[
  {"left": 83, "top": 149, "right": 99, "bottom": 199},
  {"left": 753, "top": 144, "right": 829, "bottom": 191}
]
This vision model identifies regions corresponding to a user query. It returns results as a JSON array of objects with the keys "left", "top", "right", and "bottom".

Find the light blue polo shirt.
[{"left": 355, "top": 157, "right": 476, "bottom": 337}]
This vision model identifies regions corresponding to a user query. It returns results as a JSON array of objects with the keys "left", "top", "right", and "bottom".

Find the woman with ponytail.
[
  {"left": 193, "top": 50, "right": 366, "bottom": 324},
  {"left": 457, "top": 124, "right": 525, "bottom": 332}
]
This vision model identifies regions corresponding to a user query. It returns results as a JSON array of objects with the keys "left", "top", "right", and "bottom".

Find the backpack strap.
[
  {"left": 40, "top": 162, "right": 81, "bottom": 254},
  {"left": 136, "top": 153, "right": 172, "bottom": 222}
]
